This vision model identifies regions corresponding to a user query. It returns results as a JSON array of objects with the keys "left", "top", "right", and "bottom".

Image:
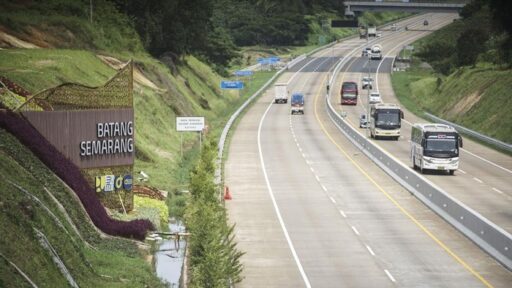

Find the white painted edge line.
[
  {"left": 258, "top": 100, "right": 311, "bottom": 288},
  {"left": 473, "top": 177, "right": 483, "bottom": 184},
  {"left": 366, "top": 245, "right": 376, "bottom": 256},
  {"left": 315, "top": 175, "right": 320, "bottom": 182},
  {"left": 339, "top": 210, "right": 347, "bottom": 218},
  {"left": 461, "top": 148, "right": 512, "bottom": 175},
  {"left": 492, "top": 188, "right": 503, "bottom": 195},
  {"left": 458, "top": 169, "right": 467, "bottom": 174},
  {"left": 329, "top": 196, "right": 337, "bottom": 204},
  {"left": 384, "top": 269, "right": 396, "bottom": 283},
  {"left": 351, "top": 226, "right": 360, "bottom": 236},
  {"left": 321, "top": 184, "right": 327, "bottom": 192}
]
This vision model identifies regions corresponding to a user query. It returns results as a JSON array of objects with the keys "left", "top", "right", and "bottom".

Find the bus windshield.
[
  {"left": 342, "top": 93, "right": 357, "bottom": 99},
  {"left": 425, "top": 138, "right": 458, "bottom": 158},
  {"left": 375, "top": 110, "right": 400, "bottom": 128}
]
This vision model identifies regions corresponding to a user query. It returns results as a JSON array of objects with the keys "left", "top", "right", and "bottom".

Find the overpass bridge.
[{"left": 345, "top": 0, "right": 469, "bottom": 15}]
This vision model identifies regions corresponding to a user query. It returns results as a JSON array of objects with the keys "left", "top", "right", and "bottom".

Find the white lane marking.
[
  {"left": 321, "top": 185, "right": 327, "bottom": 192},
  {"left": 315, "top": 175, "right": 320, "bottom": 182},
  {"left": 351, "top": 226, "right": 360, "bottom": 236},
  {"left": 492, "top": 187, "right": 504, "bottom": 195},
  {"left": 458, "top": 169, "right": 467, "bottom": 174},
  {"left": 299, "top": 147, "right": 303, "bottom": 152},
  {"left": 369, "top": 20, "right": 512, "bottom": 177},
  {"left": 461, "top": 148, "right": 512, "bottom": 175},
  {"left": 384, "top": 269, "right": 396, "bottom": 283},
  {"left": 366, "top": 245, "right": 376, "bottom": 256},
  {"left": 310, "top": 167, "right": 315, "bottom": 173},
  {"left": 339, "top": 210, "right": 347, "bottom": 218},
  {"left": 258, "top": 100, "right": 311, "bottom": 288},
  {"left": 402, "top": 119, "right": 512, "bottom": 175},
  {"left": 329, "top": 196, "right": 337, "bottom": 204},
  {"left": 473, "top": 177, "right": 483, "bottom": 184},
  {"left": 302, "top": 153, "right": 306, "bottom": 158}
]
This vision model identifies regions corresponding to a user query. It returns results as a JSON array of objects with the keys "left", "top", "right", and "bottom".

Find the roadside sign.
[
  {"left": 220, "top": 80, "right": 244, "bottom": 89},
  {"left": 331, "top": 19, "right": 358, "bottom": 28},
  {"left": 234, "top": 70, "right": 254, "bottom": 77},
  {"left": 176, "top": 117, "right": 205, "bottom": 132},
  {"left": 268, "top": 56, "right": 280, "bottom": 62},
  {"left": 257, "top": 57, "right": 279, "bottom": 65}
]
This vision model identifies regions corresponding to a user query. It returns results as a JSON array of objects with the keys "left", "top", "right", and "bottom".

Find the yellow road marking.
[{"left": 314, "top": 68, "right": 494, "bottom": 288}]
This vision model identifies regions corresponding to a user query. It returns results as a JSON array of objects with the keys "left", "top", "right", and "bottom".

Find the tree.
[{"left": 456, "top": 28, "right": 488, "bottom": 66}]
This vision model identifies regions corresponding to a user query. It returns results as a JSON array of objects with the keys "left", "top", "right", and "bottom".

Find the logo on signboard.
[
  {"left": 123, "top": 175, "right": 133, "bottom": 190},
  {"left": 96, "top": 174, "right": 132, "bottom": 193}
]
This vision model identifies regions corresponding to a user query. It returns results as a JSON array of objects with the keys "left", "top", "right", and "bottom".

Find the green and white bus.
[{"left": 410, "top": 123, "right": 463, "bottom": 175}]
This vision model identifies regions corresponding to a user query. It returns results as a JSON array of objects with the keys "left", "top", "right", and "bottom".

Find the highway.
[
  {"left": 330, "top": 15, "right": 512, "bottom": 235},
  {"left": 225, "top": 13, "right": 512, "bottom": 287}
]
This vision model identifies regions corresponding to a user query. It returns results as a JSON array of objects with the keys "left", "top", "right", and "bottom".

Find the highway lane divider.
[{"left": 325, "top": 40, "right": 512, "bottom": 272}]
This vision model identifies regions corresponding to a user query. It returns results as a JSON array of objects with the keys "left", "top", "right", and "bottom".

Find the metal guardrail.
[
  {"left": 215, "top": 55, "right": 307, "bottom": 187},
  {"left": 326, "top": 57, "right": 512, "bottom": 271},
  {"left": 424, "top": 112, "right": 512, "bottom": 154}
]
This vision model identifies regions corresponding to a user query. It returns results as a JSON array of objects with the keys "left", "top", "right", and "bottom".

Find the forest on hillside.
[
  {"left": 110, "top": 0, "right": 345, "bottom": 66},
  {"left": 414, "top": 0, "right": 512, "bottom": 73},
  {"left": 2, "top": 0, "right": 345, "bottom": 70}
]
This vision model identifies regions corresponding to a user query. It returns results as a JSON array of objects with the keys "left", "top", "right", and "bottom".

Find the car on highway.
[
  {"left": 362, "top": 47, "right": 371, "bottom": 56},
  {"left": 290, "top": 92, "right": 304, "bottom": 114},
  {"left": 424, "top": 19, "right": 429, "bottom": 26},
  {"left": 369, "top": 91, "right": 382, "bottom": 104},
  {"left": 359, "top": 114, "right": 369, "bottom": 128},
  {"left": 362, "top": 76, "right": 373, "bottom": 89},
  {"left": 391, "top": 23, "right": 397, "bottom": 31}
]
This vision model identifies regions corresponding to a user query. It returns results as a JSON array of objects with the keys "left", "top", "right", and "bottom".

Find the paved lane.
[{"left": 226, "top": 13, "right": 512, "bottom": 287}]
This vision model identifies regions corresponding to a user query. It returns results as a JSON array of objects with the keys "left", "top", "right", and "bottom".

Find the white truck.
[
  {"left": 370, "top": 44, "right": 382, "bottom": 60},
  {"left": 368, "top": 26, "right": 377, "bottom": 37},
  {"left": 274, "top": 83, "right": 288, "bottom": 104}
]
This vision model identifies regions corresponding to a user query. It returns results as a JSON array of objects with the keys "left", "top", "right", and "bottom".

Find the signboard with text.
[
  {"left": 234, "top": 70, "right": 254, "bottom": 77},
  {"left": 176, "top": 116, "right": 205, "bottom": 132},
  {"left": 220, "top": 80, "right": 244, "bottom": 90}
]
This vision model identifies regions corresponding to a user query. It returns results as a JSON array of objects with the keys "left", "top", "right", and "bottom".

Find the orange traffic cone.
[{"left": 224, "top": 186, "right": 232, "bottom": 200}]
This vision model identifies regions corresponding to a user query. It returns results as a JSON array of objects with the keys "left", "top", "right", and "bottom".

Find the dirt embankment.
[{"left": 0, "top": 27, "right": 162, "bottom": 91}]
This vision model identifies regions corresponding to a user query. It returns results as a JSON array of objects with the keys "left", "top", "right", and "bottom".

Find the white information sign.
[{"left": 176, "top": 117, "right": 205, "bottom": 132}]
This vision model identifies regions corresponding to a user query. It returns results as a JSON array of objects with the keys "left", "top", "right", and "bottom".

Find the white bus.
[
  {"left": 369, "top": 103, "right": 404, "bottom": 140},
  {"left": 410, "top": 123, "right": 463, "bottom": 175}
]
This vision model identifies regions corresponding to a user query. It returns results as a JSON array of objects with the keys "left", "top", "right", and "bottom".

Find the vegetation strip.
[
  {"left": 0, "top": 111, "right": 153, "bottom": 240},
  {"left": 0, "top": 253, "right": 38, "bottom": 288}
]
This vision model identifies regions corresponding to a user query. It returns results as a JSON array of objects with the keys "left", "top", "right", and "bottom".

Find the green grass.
[
  {"left": 0, "top": 49, "right": 115, "bottom": 93},
  {"left": 0, "top": 129, "right": 165, "bottom": 287},
  {"left": 391, "top": 63, "right": 512, "bottom": 144}
]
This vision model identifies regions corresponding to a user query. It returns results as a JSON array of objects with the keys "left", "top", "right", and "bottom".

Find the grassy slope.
[
  {"left": 0, "top": 129, "right": 164, "bottom": 287},
  {"left": 391, "top": 22, "right": 512, "bottom": 144},
  {"left": 0, "top": 2, "right": 413, "bottom": 284}
]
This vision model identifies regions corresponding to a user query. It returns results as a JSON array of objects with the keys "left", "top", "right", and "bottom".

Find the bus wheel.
[
  {"left": 449, "top": 170, "right": 455, "bottom": 175},
  {"left": 413, "top": 157, "right": 417, "bottom": 170},
  {"left": 419, "top": 161, "right": 424, "bottom": 174}
]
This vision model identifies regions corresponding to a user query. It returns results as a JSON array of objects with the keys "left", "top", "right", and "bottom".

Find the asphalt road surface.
[{"left": 226, "top": 13, "right": 512, "bottom": 288}]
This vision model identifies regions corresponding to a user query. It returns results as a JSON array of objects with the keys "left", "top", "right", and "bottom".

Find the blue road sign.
[
  {"left": 234, "top": 70, "right": 254, "bottom": 77},
  {"left": 268, "top": 56, "right": 280, "bottom": 62},
  {"left": 221, "top": 80, "right": 244, "bottom": 90}
]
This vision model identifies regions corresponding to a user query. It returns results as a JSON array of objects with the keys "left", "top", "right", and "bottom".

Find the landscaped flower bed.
[{"left": 0, "top": 110, "right": 154, "bottom": 240}]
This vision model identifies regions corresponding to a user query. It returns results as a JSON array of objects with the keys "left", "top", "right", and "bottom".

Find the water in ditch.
[{"left": 153, "top": 219, "right": 187, "bottom": 287}]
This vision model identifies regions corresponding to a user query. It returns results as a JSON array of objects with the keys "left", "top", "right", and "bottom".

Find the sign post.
[{"left": 176, "top": 116, "right": 206, "bottom": 156}]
